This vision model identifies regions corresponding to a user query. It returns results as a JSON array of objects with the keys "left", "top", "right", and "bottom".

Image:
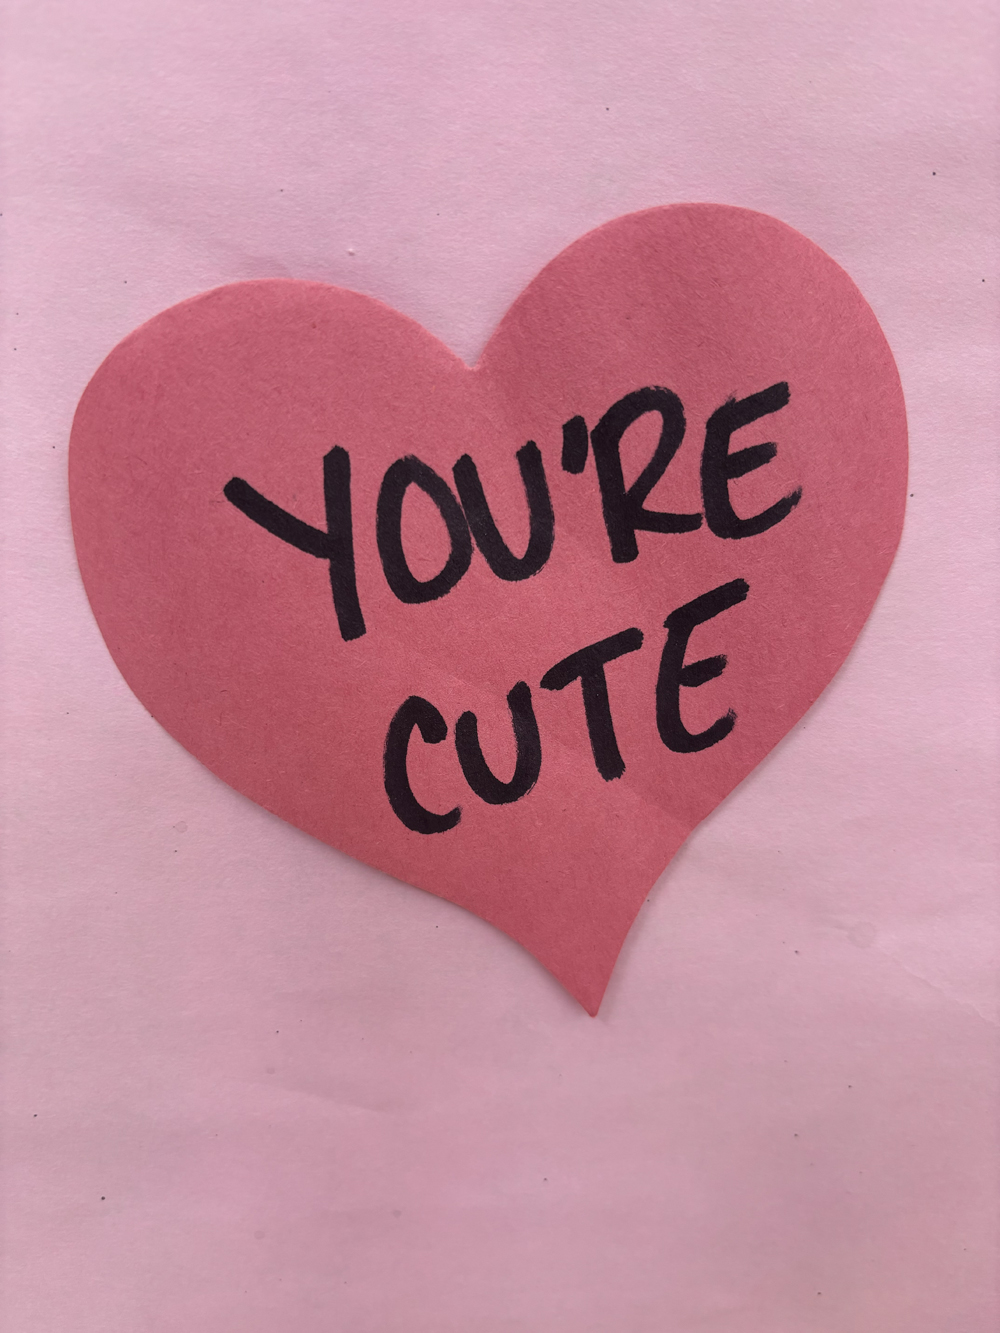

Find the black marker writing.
[
  {"left": 588, "top": 387, "right": 702, "bottom": 562},
  {"left": 376, "top": 455, "right": 473, "bottom": 603},
  {"left": 540, "top": 629, "right": 645, "bottom": 780},
  {"left": 453, "top": 441, "right": 554, "bottom": 581},
  {"left": 455, "top": 681, "right": 542, "bottom": 804},
  {"left": 702, "top": 382, "right": 801, "bottom": 539},
  {"left": 383, "top": 696, "right": 462, "bottom": 834},
  {"left": 656, "top": 578, "right": 750, "bottom": 753},
  {"left": 224, "top": 445, "right": 365, "bottom": 641}
]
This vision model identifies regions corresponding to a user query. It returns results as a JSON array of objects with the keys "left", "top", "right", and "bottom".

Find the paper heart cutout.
[{"left": 70, "top": 205, "right": 906, "bottom": 1013}]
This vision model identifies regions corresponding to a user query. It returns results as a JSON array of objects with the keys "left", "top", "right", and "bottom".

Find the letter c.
[{"left": 383, "top": 696, "right": 462, "bottom": 834}]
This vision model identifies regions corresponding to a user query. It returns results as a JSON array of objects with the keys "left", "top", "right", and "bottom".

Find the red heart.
[{"left": 70, "top": 205, "right": 907, "bottom": 1013}]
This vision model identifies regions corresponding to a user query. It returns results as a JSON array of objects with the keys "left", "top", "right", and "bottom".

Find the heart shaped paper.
[{"left": 70, "top": 204, "right": 907, "bottom": 1013}]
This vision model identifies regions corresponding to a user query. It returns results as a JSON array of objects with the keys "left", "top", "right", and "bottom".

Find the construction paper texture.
[
  {"left": 69, "top": 205, "right": 907, "bottom": 1013},
  {"left": 2, "top": 2, "right": 998, "bottom": 1332}
]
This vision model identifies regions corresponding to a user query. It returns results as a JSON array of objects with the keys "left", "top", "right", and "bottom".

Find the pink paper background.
[{"left": 2, "top": 2, "right": 998, "bottom": 1329}]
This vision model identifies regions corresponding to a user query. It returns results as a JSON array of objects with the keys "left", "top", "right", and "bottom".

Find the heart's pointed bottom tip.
[
  {"left": 561, "top": 969, "right": 611, "bottom": 1017},
  {"left": 532, "top": 937, "right": 622, "bottom": 1016}
]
